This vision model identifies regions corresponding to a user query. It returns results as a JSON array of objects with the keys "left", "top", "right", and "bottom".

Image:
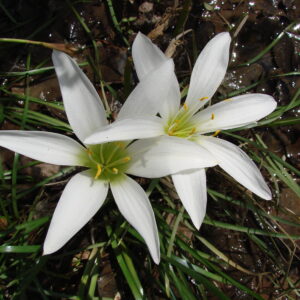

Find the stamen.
[
  {"left": 86, "top": 148, "right": 98, "bottom": 165},
  {"left": 224, "top": 98, "right": 233, "bottom": 101},
  {"left": 116, "top": 142, "right": 125, "bottom": 149},
  {"left": 106, "top": 144, "right": 120, "bottom": 164},
  {"left": 85, "top": 148, "right": 93, "bottom": 155},
  {"left": 169, "top": 123, "right": 176, "bottom": 130},
  {"left": 112, "top": 168, "right": 118, "bottom": 174},
  {"left": 99, "top": 145, "right": 104, "bottom": 162},
  {"left": 190, "top": 127, "right": 196, "bottom": 135},
  {"left": 199, "top": 97, "right": 209, "bottom": 101},
  {"left": 94, "top": 164, "right": 102, "bottom": 179},
  {"left": 212, "top": 130, "right": 221, "bottom": 137},
  {"left": 106, "top": 156, "right": 131, "bottom": 168},
  {"left": 183, "top": 103, "right": 188, "bottom": 111},
  {"left": 211, "top": 113, "right": 215, "bottom": 120}
]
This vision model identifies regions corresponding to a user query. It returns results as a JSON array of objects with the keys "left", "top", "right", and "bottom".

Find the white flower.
[
  {"left": 85, "top": 32, "right": 277, "bottom": 230},
  {"left": 0, "top": 50, "right": 216, "bottom": 263}
]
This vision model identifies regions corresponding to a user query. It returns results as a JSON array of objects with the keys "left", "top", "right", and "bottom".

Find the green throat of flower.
[
  {"left": 165, "top": 104, "right": 198, "bottom": 139},
  {"left": 84, "top": 142, "right": 131, "bottom": 181}
]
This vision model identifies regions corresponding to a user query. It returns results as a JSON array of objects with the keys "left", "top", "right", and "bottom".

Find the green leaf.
[{"left": 0, "top": 245, "right": 41, "bottom": 253}]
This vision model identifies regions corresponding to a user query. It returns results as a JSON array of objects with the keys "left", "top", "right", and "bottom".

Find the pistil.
[{"left": 85, "top": 142, "right": 131, "bottom": 181}]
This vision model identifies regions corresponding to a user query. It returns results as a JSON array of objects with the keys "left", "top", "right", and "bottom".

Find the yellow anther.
[
  {"left": 175, "top": 119, "right": 180, "bottom": 124},
  {"left": 183, "top": 103, "right": 188, "bottom": 111},
  {"left": 212, "top": 130, "right": 221, "bottom": 137},
  {"left": 123, "top": 156, "right": 131, "bottom": 162},
  {"left": 86, "top": 148, "right": 93, "bottom": 155},
  {"left": 211, "top": 113, "right": 215, "bottom": 120},
  {"left": 224, "top": 98, "right": 233, "bottom": 101},
  {"left": 190, "top": 127, "right": 196, "bottom": 135},
  {"left": 168, "top": 130, "right": 174, "bottom": 136},
  {"left": 199, "top": 97, "right": 209, "bottom": 101},
  {"left": 112, "top": 168, "right": 119, "bottom": 174},
  {"left": 94, "top": 164, "right": 102, "bottom": 179},
  {"left": 116, "top": 142, "right": 125, "bottom": 149}
]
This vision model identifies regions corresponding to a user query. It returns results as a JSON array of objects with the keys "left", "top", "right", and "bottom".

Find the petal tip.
[
  {"left": 191, "top": 214, "right": 205, "bottom": 231},
  {"left": 261, "top": 190, "right": 272, "bottom": 201},
  {"left": 213, "top": 32, "right": 231, "bottom": 44},
  {"left": 154, "top": 258, "right": 160, "bottom": 265},
  {"left": 133, "top": 31, "right": 148, "bottom": 48},
  {"left": 136, "top": 31, "right": 144, "bottom": 39},
  {"left": 42, "top": 245, "right": 55, "bottom": 256},
  {"left": 43, "top": 239, "right": 62, "bottom": 256},
  {"left": 153, "top": 252, "right": 161, "bottom": 265},
  {"left": 269, "top": 97, "right": 278, "bottom": 111}
]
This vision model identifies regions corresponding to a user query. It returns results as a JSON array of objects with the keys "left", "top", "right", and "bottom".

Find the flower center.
[
  {"left": 84, "top": 142, "right": 131, "bottom": 181},
  {"left": 164, "top": 104, "right": 198, "bottom": 139}
]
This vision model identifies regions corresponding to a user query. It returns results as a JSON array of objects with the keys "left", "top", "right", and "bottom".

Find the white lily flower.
[
  {"left": 85, "top": 32, "right": 277, "bottom": 230},
  {"left": 0, "top": 50, "right": 217, "bottom": 263}
]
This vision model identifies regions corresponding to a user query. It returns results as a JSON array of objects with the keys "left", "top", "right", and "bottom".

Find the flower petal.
[
  {"left": 172, "top": 169, "right": 207, "bottom": 230},
  {"left": 117, "top": 59, "right": 175, "bottom": 120},
  {"left": 110, "top": 174, "right": 160, "bottom": 264},
  {"left": 198, "top": 136, "right": 272, "bottom": 200},
  {"left": 52, "top": 50, "right": 107, "bottom": 142},
  {"left": 193, "top": 94, "right": 277, "bottom": 134},
  {"left": 159, "top": 73, "right": 181, "bottom": 120},
  {"left": 132, "top": 32, "right": 181, "bottom": 119},
  {"left": 84, "top": 116, "right": 164, "bottom": 144},
  {"left": 0, "top": 130, "right": 85, "bottom": 166},
  {"left": 132, "top": 32, "right": 168, "bottom": 80},
  {"left": 43, "top": 170, "right": 109, "bottom": 254},
  {"left": 126, "top": 136, "right": 217, "bottom": 178},
  {"left": 185, "top": 32, "right": 231, "bottom": 112}
]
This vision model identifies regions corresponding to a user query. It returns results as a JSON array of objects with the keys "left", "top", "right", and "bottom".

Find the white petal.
[
  {"left": 0, "top": 130, "right": 85, "bottom": 166},
  {"left": 172, "top": 169, "right": 207, "bottom": 229},
  {"left": 118, "top": 59, "right": 175, "bottom": 120},
  {"left": 132, "top": 33, "right": 181, "bottom": 119},
  {"left": 198, "top": 136, "right": 272, "bottom": 200},
  {"left": 52, "top": 50, "right": 107, "bottom": 142},
  {"left": 126, "top": 136, "right": 217, "bottom": 178},
  {"left": 110, "top": 174, "right": 160, "bottom": 264},
  {"left": 43, "top": 171, "right": 109, "bottom": 254},
  {"left": 159, "top": 72, "right": 181, "bottom": 120},
  {"left": 193, "top": 94, "right": 277, "bottom": 134},
  {"left": 84, "top": 116, "right": 164, "bottom": 145},
  {"left": 132, "top": 32, "right": 168, "bottom": 80},
  {"left": 185, "top": 32, "right": 231, "bottom": 112}
]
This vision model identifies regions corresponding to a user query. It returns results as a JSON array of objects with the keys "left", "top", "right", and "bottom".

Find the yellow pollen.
[
  {"left": 190, "top": 127, "right": 196, "bottom": 135},
  {"left": 212, "top": 130, "right": 221, "bottom": 137},
  {"left": 123, "top": 156, "right": 131, "bottom": 162},
  {"left": 211, "top": 113, "right": 215, "bottom": 120},
  {"left": 112, "top": 168, "right": 119, "bottom": 174},
  {"left": 116, "top": 142, "right": 125, "bottom": 149},
  {"left": 199, "top": 97, "right": 209, "bottom": 101},
  {"left": 183, "top": 103, "right": 188, "bottom": 111},
  {"left": 94, "top": 164, "right": 102, "bottom": 179},
  {"left": 86, "top": 148, "right": 93, "bottom": 155},
  {"left": 168, "top": 130, "right": 174, "bottom": 136}
]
